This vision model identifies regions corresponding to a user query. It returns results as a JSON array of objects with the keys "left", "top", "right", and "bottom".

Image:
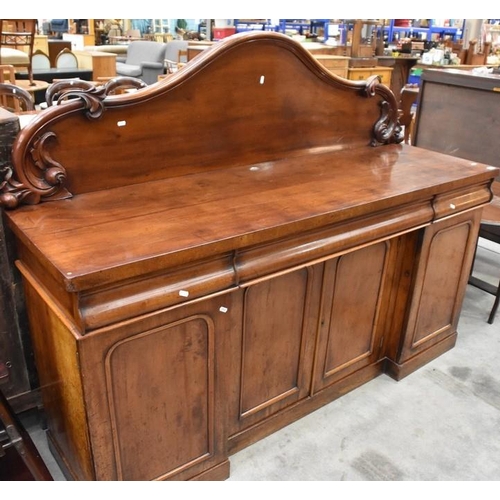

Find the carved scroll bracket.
[
  {"left": 364, "top": 75, "right": 403, "bottom": 146},
  {"left": 1, "top": 77, "right": 147, "bottom": 209},
  {"left": 46, "top": 81, "right": 107, "bottom": 119},
  {"left": 0, "top": 131, "right": 71, "bottom": 209}
]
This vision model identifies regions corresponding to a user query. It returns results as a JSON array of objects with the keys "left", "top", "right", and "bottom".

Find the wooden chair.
[
  {"left": 469, "top": 181, "right": 500, "bottom": 324},
  {"left": 464, "top": 39, "right": 491, "bottom": 65},
  {"left": 0, "top": 388, "right": 53, "bottom": 480},
  {"left": 55, "top": 48, "right": 78, "bottom": 69},
  {"left": 398, "top": 85, "right": 419, "bottom": 144},
  {"left": 0, "top": 19, "right": 37, "bottom": 85},
  {"left": 164, "top": 40, "right": 188, "bottom": 74},
  {"left": 165, "top": 59, "right": 187, "bottom": 74},
  {"left": 0, "top": 63, "right": 15, "bottom": 84},
  {"left": 178, "top": 49, "right": 188, "bottom": 64},
  {"left": 0, "top": 82, "right": 34, "bottom": 112},
  {"left": 165, "top": 47, "right": 188, "bottom": 75},
  {"left": 32, "top": 49, "right": 50, "bottom": 70}
]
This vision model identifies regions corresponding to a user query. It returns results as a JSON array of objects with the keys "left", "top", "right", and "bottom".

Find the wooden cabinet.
[
  {"left": 387, "top": 209, "right": 482, "bottom": 379},
  {"left": 348, "top": 66, "right": 393, "bottom": 84},
  {"left": 74, "top": 50, "right": 117, "bottom": 79},
  {"left": 1, "top": 32, "right": 497, "bottom": 481},
  {"left": 313, "top": 55, "right": 349, "bottom": 78},
  {"left": 20, "top": 268, "right": 236, "bottom": 480},
  {"left": 313, "top": 241, "right": 393, "bottom": 392},
  {"left": 227, "top": 266, "right": 320, "bottom": 444},
  {"left": 62, "top": 34, "right": 94, "bottom": 51},
  {"left": 376, "top": 56, "right": 419, "bottom": 102}
]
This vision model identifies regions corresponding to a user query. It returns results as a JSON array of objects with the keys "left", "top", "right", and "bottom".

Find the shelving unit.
[
  {"left": 483, "top": 21, "right": 500, "bottom": 54},
  {"left": 383, "top": 19, "right": 465, "bottom": 43},
  {"left": 276, "top": 20, "right": 333, "bottom": 41},
  {"left": 309, "top": 19, "right": 331, "bottom": 41},
  {"left": 234, "top": 20, "right": 276, "bottom": 33},
  {"left": 277, "top": 19, "right": 310, "bottom": 35},
  {"left": 234, "top": 20, "right": 334, "bottom": 41}
]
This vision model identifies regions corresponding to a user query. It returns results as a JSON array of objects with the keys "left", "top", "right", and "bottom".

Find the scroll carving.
[
  {"left": 1, "top": 76, "right": 149, "bottom": 209},
  {"left": 1, "top": 33, "right": 405, "bottom": 211},
  {"left": 364, "top": 75, "right": 403, "bottom": 146},
  {"left": 0, "top": 131, "right": 71, "bottom": 209},
  {"left": 46, "top": 77, "right": 148, "bottom": 116},
  {"left": 46, "top": 80, "right": 107, "bottom": 119}
]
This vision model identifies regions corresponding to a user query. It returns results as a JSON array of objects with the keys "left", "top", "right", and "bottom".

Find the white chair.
[
  {"left": 55, "top": 48, "right": 78, "bottom": 69},
  {"left": 32, "top": 50, "right": 50, "bottom": 70}
]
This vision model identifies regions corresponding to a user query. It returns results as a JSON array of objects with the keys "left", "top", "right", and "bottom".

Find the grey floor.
[{"left": 23, "top": 238, "right": 500, "bottom": 481}]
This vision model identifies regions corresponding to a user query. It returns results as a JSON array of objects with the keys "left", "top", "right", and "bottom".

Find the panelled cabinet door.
[
  {"left": 227, "top": 265, "right": 323, "bottom": 437},
  {"left": 313, "top": 241, "right": 394, "bottom": 392},
  {"left": 78, "top": 290, "right": 237, "bottom": 481},
  {"left": 398, "top": 210, "right": 481, "bottom": 366}
]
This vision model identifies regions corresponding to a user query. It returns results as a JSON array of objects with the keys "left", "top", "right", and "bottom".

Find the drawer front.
[
  {"left": 375, "top": 68, "right": 393, "bottom": 84},
  {"left": 348, "top": 69, "right": 372, "bottom": 81},
  {"left": 348, "top": 67, "right": 393, "bottom": 84},
  {"left": 433, "top": 183, "right": 492, "bottom": 220}
]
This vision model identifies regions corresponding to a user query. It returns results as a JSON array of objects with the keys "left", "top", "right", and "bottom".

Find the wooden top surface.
[
  {"left": 5, "top": 144, "right": 498, "bottom": 291},
  {"left": 2, "top": 32, "right": 498, "bottom": 292},
  {"left": 420, "top": 67, "right": 500, "bottom": 90}
]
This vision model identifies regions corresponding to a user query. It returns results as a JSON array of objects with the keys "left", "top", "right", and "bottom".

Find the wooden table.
[
  {"left": 13, "top": 79, "right": 49, "bottom": 105},
  {"left": 108, "top": 36, "right": 142, "bottom": 44},
  {"left": 1, "top": 32, "right": 498, "bottom": 482},
  {"left": 14, "top": 79, "right": 49, "bottom": 93},
  {"left": 15, "top": 68, "right": 93, "bottom": 84}
]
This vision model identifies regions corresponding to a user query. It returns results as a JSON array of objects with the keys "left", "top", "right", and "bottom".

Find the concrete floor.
[{"left": 23, "top": 238, "right": 500, "bottom": 481}]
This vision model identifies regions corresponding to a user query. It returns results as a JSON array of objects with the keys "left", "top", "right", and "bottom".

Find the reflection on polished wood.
[{"left": 1, "top": 32, "right": 498, "bottom": 481}]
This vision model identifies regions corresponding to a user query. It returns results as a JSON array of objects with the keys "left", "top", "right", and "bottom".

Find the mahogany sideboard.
[{"left": 1, "top": 32, "right": 498, "bottom": 481}]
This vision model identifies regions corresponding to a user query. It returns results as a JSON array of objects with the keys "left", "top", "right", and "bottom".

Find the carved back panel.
[{"left": 2, "top": 31, "right": 401, "bottom": 208}]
